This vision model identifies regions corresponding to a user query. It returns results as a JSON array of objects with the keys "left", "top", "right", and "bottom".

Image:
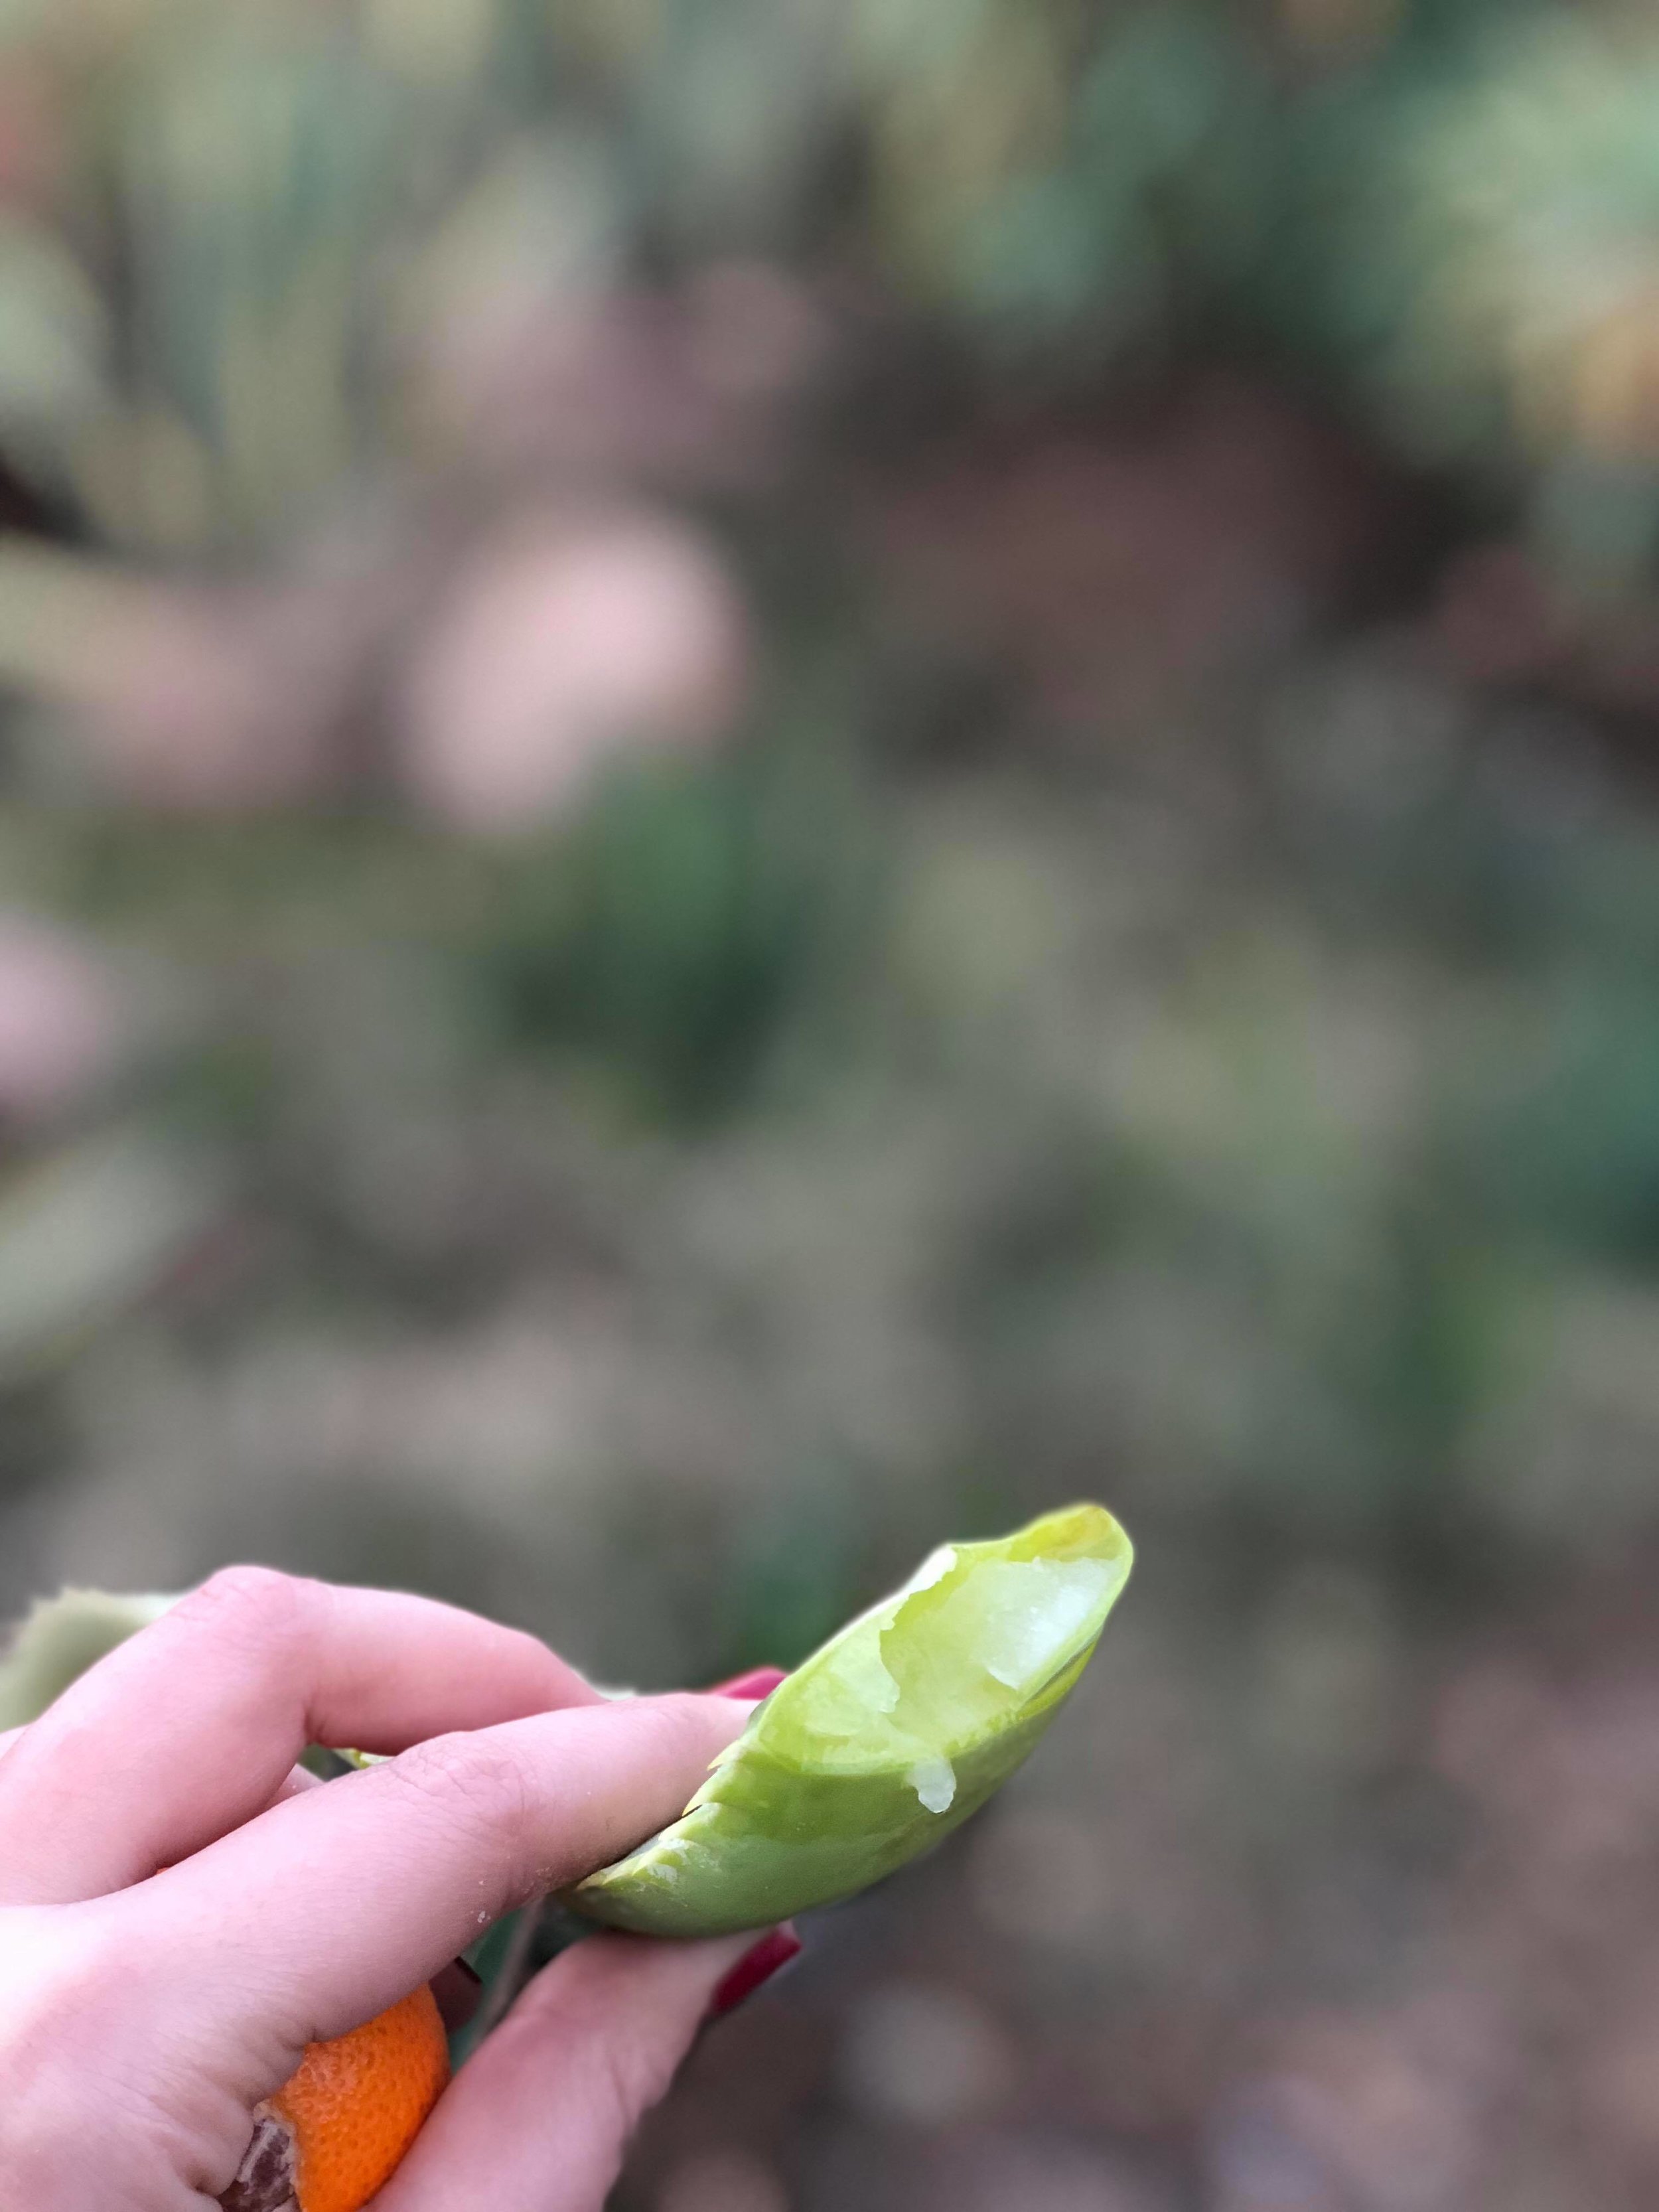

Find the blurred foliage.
[
  {"left": 1, "top": 0, "right": 1658, "bottom": 1613},
  {"left": 3, "top": 0, "right": 1659, "bottom": 560},
  {"left": 9, "top": 3, "right": 1659, "bottom": 2207}
]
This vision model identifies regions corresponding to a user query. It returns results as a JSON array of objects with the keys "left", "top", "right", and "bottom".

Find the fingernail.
[
  {"left": 709, "top": 1666, "right": 788, "bottom": 1701},
  {"left": 707, "top": 1925, "right": 802, "bottom": 2018}
]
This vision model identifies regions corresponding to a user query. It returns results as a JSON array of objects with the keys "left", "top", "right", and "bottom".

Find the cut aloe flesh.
[{"left": 573, "top": 1501, "right": 1131, "bottom": 1938}]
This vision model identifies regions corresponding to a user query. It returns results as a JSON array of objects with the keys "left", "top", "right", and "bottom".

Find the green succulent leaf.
[
  {"left": 572, "top": 1502, "right": 1131, "bottom": 1938},
  {"left": 0, "top": 1587, "right": 179, "bottom": 1732}
]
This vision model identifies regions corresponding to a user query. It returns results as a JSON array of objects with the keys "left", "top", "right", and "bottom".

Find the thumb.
[{"left": 376, "top": 1925, "right": 801, "bottom": 2212}]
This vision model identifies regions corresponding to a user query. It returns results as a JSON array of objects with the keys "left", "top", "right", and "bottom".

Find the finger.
[
  {"left": 128, "top": 1693, "right": 755, "bottom": 2058},
  {"left": 267, "top": 1763, "right": 325, "bottom": 1810},
  {"left": 0, "top": 1568, "right": 599, "bottom": 1905},
  {"left": 377, "top": 1927, "right": 795, "bottom": 2212}
]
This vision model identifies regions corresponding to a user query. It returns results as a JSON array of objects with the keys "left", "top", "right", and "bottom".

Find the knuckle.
[
  {"left": 632, "top": 1692, "right": 712, "bottom": 1767},
  {"left": 550, "top": 1941, "right": 691, "bottom": 2130},
  {"left": 175, "top": 1564, "right": 312, "bottom": 1655},
  {"left": 585, "top": 2031, "right": 678, "bottom": 2162},
  {"left": 386, "top": 1733, "right": 535, "bottom": 1868}
]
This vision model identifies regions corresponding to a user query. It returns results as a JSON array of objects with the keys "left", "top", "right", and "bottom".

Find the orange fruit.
[{"left": 222, "top": 1984, "right": 450, "bottom": 2212}]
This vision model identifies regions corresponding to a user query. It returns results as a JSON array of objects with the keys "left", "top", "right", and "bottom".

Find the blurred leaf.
[
  {"left": 0, "top": 1134, "right": 228, "bottom": 1378},
  {"left": 0, "top": 220, "right": 109, "bottom": 486},
  {"left": 0, "top": 1586, "right": 176, "bottom": 1729},
  {"left": 482, "top": 751, "right": 855, "bottom": 1122}
]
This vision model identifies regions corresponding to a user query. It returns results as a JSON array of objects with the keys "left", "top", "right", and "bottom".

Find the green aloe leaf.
[
  {"left": 0, "top": 1587, "right": 179, "bottom": 1732},
  {"left": 572, "top": 1502, "right": 1131, "bottom": 1938}
]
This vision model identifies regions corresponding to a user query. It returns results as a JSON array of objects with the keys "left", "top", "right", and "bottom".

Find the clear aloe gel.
[{"left": 572, "top": 1501, "right": 1131, "bottom": 1938}]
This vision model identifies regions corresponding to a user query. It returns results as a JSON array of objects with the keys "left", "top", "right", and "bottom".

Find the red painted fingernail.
[
  {"left": 708, "top": 1925, "right": 802, "bottom": 2018},
  {"left": 709, "top": 1666, "right": 788, "bottom": 1701}
]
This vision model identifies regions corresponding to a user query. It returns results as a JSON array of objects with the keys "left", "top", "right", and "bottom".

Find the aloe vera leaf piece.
[{"left": 572, "top": 1502, "right": 1131, "bottom": 1938}]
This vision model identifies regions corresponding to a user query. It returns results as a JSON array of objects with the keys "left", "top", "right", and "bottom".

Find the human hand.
[{"left": 0, "top": 1568, "right": 794, "bottom": 2211}]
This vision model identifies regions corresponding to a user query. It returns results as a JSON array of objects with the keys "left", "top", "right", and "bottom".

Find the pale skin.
[{"left": 0, "top": 1566, "right": 776, "bottom": 2211}]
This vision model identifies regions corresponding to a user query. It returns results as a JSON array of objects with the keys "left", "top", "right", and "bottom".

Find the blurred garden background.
[{"left": 5, "top": 0, "right": 1659, "bottom": 2204}]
